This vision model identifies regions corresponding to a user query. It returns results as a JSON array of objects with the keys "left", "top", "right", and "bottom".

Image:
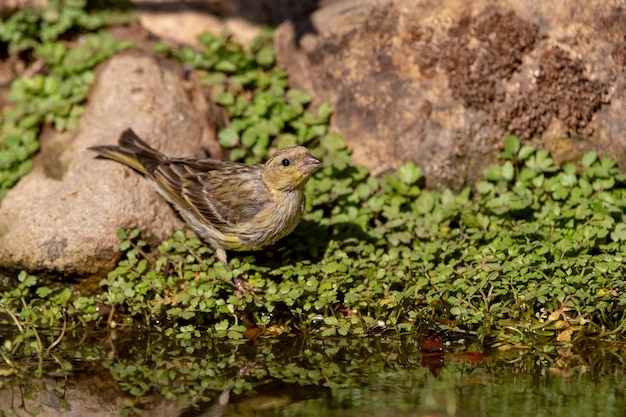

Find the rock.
[
  {"left": 133, "top": 0, "right": 261, "bottom": 47},
  {"left": 0, "top": 0, "right": 47, "bottom": 17},
  {"left": 0, "top": 372, "right": 183, "bottom": 417},
  {"left": 131, "top": 0, "right": 322, "bottom": 48},
  {"left": 0, "top": 50, "right": 220, "bottom": 275},
  {"left": 275, "top": 0, "right": 626, "bottom": 189}
]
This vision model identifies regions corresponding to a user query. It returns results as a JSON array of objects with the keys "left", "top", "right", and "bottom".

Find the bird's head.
[{"left": 262, "top": 146, "right": 320, "bottom": 192}]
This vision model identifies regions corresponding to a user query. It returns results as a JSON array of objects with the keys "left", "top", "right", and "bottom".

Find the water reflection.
[{"left": 1, "top": 330, "right": 625, "bottom": 416}]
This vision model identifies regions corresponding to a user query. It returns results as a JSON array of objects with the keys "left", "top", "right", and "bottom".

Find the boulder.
[
  {"left": 275, "top": 0, "right": 626, "bottom": 189},
  {"left": 0, "top": 50, "right": 220, "bottom": 275}
]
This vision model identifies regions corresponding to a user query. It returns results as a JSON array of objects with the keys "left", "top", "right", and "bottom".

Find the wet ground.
[{"left": 1, "top": 328, "right": 625, "bottom": 416}]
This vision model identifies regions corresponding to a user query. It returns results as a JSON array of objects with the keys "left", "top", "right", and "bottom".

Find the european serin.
[{"left": 89, "top": 129, "right": 320, "bottom": 272}]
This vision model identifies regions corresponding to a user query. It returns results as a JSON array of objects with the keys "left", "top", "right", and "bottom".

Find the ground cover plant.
[
  {"left": 0, "top": 0, "right": 134, "bottom": 198},
  {"left": 62, "top": 139, "right": 626, "bottom": 348},
  {"left": 1, "top": 0, "right": 626, "bottom": 385}
]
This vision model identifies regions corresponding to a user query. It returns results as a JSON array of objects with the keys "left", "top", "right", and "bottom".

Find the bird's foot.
[
  {"left": 216, "top": 248, "right": 262, "bottom": 301},
  {"left": 234, "top": 277, "right": 261, "bottom": 301}
]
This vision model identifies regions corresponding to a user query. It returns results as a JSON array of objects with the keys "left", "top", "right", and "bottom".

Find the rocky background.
[
  {"left": 1, "top": 0, "right": 625, "bottom": 275},
  {"left": 276, "top": 0, "right": 626, "bottom": 188}
]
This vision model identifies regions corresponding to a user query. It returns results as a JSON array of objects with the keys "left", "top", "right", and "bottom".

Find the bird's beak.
[{"left": 300, "top": 155, "right": 320, "bottom": 174}]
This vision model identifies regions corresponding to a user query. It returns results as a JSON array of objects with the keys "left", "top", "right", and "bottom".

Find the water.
[{"left": 1, "top": 330, "right": 625, "bottom": 416}]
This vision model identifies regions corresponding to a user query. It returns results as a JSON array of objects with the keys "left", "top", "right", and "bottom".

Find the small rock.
[
  {"left": 0, "top": 50, "right": 220, "bottom": 275},
  {"left": 0, "top": 0, "right": 46, "bottom": 17},
  {"left": 131, "top": 0, "right": 324, "bottom": 48},
  {"left": 132, "top": 0, "right": 262, "bottom": 47}
]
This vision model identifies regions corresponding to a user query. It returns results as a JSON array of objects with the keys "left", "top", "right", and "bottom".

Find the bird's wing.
[{"left": 152, "top": 160, "right": 271, "bottom": 228}]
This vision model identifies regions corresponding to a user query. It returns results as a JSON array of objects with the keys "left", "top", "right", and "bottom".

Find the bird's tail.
[{"left": 88, "top": 129, "right": 165, "bottom": 176}]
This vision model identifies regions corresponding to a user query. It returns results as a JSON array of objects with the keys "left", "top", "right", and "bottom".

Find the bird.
[{"left": 89, "top": 129, "right": 320, "bottom": 287}]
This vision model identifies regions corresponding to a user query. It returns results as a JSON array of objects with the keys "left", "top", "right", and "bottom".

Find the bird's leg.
[
  {"left": 216, "top": 248, "right": 231, "bottom": 271},
  {"left": 216, "top": 248, "right": 259, "bottom": 298}
]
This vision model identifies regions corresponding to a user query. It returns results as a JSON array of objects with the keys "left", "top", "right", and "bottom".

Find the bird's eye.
[{"left": 281, "top": 158, "right": 290, "bottom": 167}]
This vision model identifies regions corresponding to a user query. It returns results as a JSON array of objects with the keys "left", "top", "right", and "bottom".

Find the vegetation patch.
[
  {"left": 0, "top": 0, "right": 134, "bottom": 198},
  {"left": 58, "top": 139, "right": 626, "bottom": 347}
]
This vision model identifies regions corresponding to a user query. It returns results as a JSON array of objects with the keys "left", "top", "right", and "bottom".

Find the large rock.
[
  {"left": 275, "top": 0, "right": 626, "bottom": 189},
  {"left": 0, "top": 50, "right": 220, "bottom": 275}
]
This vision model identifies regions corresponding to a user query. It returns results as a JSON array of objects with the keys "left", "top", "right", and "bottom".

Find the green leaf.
[
  {"left": 215, "top": 60, "right": 237, "bottom": 73},
  {"left": 610, "top": 223, "right": 626, "bottom": 242},
  {"left": 324, "top": 316, "right": 339, "bottom": 326},
  {"left": 518, "top": 145, "right": 535, "bottom": 160},
  {"left": 321, "top": 328, "right": 337, "bottom": 337},
  {"left": 502, "top": 135, "right": 520, "bottom": 158},
  {"left": 216, "top": 91, "right": 235, "bottom": 106},
  {"left": 18, "top": 271, "right": 37, "bottom": 287},
  {"left": 287, "top": 89, "right": 311, "bottom": 105},
  {"left": 36, "top": 286, "right": 54, "bottom": 298},
  {"left": 226, "top": 330, "right": 244, "bottom": 339},
  {"left": 240, "top": 128, "right": 259, "bottom": 148},
  {"left": 229, "top": 147, "right": 247, "bottom": 161},
  {"left": 317, "top": 102, "right": 333, "bottom": 122},
  {"left": 581, "top": 151, "right": 597, "bottom": 167},
  {"left": 501, "top": 161, "right": 514, "bottom": 181},
  {"left": 256, "top": 47, "right": 275, "bottom": 67},
  {"left": 476, "top": 181, "right": 493, "bottom": 194},
  {"left": 218, "top": 127, "right": 239, "bottom": 148},
  {"left": 398, "top": 161, "right": 421, "bottom": 185}
]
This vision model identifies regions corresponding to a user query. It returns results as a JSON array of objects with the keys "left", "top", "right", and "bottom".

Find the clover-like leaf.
[{"left": 398, "top": 161, "right": 421, "bottom": 185}]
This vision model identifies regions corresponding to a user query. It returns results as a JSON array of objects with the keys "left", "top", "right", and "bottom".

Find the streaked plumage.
[{"left": 89, "top": 129, "right": 320, "bottom": 272}]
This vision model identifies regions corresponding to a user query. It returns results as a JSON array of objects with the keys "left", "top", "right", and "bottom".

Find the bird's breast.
[{"left": 253, "top": 190, "right": 306, "bottom": 245}]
